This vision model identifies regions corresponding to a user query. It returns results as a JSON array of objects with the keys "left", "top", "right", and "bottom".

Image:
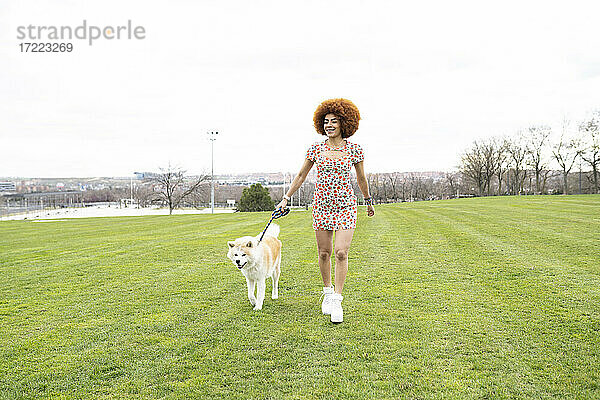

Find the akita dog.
[{"left": 227, "top": 224, "right": 282, "bottom": 310}]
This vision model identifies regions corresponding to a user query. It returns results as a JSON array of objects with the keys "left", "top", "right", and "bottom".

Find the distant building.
[
  {"left": 134, "top": 172, "right": 159, "bottom": 180},
  {"left": 0, "top": 182, "right": 16, "bottom": 192}
]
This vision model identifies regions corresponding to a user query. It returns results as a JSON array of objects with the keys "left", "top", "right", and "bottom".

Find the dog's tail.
[{"left": 263, "top": 223, "right": 280, "bottom": 239}]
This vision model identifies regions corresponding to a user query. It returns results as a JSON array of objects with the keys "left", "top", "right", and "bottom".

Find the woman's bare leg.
[
  {"left": 315, "top": 230, "right": 334, "bottom": 286},
  {"left": 333, "top": 229, "right": 355, "bottom": 294}
]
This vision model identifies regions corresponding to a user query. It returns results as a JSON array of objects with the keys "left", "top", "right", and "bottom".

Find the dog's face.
[{"left": 227, "top": 236, "right": 257, "bottom": 270}]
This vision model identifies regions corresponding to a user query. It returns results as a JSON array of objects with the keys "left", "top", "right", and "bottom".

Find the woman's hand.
[
  {"left": 367, "top": 204, "right": 375, "bottom": 217},
  {"left": 275, "top": 198, "right": 288, "bottom": 210}
]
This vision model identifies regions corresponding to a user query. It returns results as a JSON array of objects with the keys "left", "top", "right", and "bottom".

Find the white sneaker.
[
  {"left": 330, "top": 293, "right": 343, "bottom": 323},
  {"left": 321, "top": 286, "right": 334, "bottom": 315}
]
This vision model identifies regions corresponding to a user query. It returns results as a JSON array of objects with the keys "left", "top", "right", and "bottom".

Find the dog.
[{"left": 227, "top": 224, "right": 281, "bottom": 310}]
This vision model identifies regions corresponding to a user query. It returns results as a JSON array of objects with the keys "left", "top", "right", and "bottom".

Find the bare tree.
[
  {"left": 148, "top": 166, "right": 210, "bottom": 215},
  {"left": 493, "top": 137, "right": 510, "bottom": 195},
  {"left": 476, "top": 137, "right": 509, "bottom": 196},
  {"left": 386, "top": 173, "right": 401, "bottom": 202},
  {"left": 367, "top": 173, "right": 378, "bottom": 203},
  {"left": 379, "top": 173, "right": 390, "bottom": 202},
  {"left": 133, "top": 183, "right": 156, "bottom": 208},
  {"left": 526, "top": 125, "right": 552, "bottom": 194},
  {"left": 445, "top": 172, "right": 459, "bottom": 198},
  {"left": 579, "top": 111, "right": 600, "bottom": 193},
  {"left": 401, "top": 178, "right": 410, "bottom": 201},
  {"left": 407, "top": 174, "right": 431, "bottom": 200},
  {"left": 184, "top": 182, "right": 212, "bottom": 208},
  {"left": 552, "top": 119, "right": 581, "bottom": 195},
  {"left": 480, "top": 139, "right": 501, "bottom": 196},
  {"left": 297, "top": 181, "right": 315, "bottom": 207},
  {"left": 507, "top": 134, "right": 528, "bottom": 195},
  {"left": 409, "top": 174, "right": 420, "bottom": 200},
  {"left": 460, "top": 141, "right": 486, "bottom": 195}
]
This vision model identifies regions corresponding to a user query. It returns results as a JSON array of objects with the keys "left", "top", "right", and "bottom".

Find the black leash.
[{"left": 258, "top": 207, "right": 290, "bottom": 243}]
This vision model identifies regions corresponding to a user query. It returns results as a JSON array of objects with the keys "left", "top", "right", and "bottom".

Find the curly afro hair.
[{"left": 313, "top": 98, "right": 361, "bottom": 138}]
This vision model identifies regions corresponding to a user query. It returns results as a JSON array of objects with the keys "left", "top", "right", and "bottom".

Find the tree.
[
  {"left": 552, "top": 119, "right": 581, "bottom": 195},
  {"left": 525, "top": 125, "right": 552, "bottom": 194},
  {"left": 445, "top": 172, "right": 460, "bottom": 198},
  {"left": 460, "top": 141, "right": 486, "bottom": 195},
  {"left": 133, "top": 183, "right": 155, "bottom": 208},
  {"left": 507, "top": 134, "right": 528, "bottom": 195},
  {"left": 148, "top": 166, "right": 209, "bottom": 215},
  {"left": 579, "top": 111, "right": 600, "bottom": 194},
  {"left": 493, "top": 138, "right": 510, "bottom": 195},
  {"left": 238, "top": 183, "right": 275, "bottom": 212},
  {"left": 387, "top": 173, "right": 401, "bottom": 202},
  {"left": 367, "top": 173, "right": 381, "bottom": 203},
  {"left": 399, "top": 178, "right": 408, "bottom": 201},
  {"left": 481, "top": 140, "right": 498, "bottom": 196},
  {"left": 408, "top": 174, "right": 427, "bottom": 200},
  {"left": 379, "top": 173, "right": 390, "bottom": 202}
]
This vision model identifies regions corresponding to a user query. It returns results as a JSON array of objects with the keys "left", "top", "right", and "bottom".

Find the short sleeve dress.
[{"left": 306, "top": 139, "right": 365, "bottom": 231}]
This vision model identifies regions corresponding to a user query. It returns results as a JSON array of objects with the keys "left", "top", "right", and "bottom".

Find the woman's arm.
[
  {"left": 275, "top": 159, "right": 314, "bottom": 209},
  {"left": 354, "top": 161, "right": 370, "bottom": 198},
  {"left": 354, "top": 161, "right": 375, "bottom": 217}
]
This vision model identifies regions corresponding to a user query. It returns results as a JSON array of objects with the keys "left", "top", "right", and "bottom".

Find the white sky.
[{"left": 1, "top": 0, "right": 600, "bottom": 178}]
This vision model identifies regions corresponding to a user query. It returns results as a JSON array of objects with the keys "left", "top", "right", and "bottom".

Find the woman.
[{"left": 276, "top": 98, "right": 375, "bottom": 323}]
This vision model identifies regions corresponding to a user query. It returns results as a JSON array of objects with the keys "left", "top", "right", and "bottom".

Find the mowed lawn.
[{"left": 0, "top": 196, "right": 599, "bottom": 399}]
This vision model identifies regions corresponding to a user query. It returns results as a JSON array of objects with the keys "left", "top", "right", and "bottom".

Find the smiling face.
[
  {"left": 227, "top": 238, "right": 255, "bottom": 270},
  {"left": 323, "top": 113, "right": 342, "bottom": 139}
]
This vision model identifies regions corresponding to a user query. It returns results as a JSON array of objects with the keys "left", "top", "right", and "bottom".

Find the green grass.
[{"left": 0, "top": 195, "right": 599, "bottom": 399}]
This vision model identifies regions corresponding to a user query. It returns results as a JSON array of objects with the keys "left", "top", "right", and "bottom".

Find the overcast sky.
[{"left": 2, "top": 0, "right": 600, "bottom": 178}]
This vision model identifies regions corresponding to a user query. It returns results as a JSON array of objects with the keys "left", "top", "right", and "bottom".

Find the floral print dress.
[{"left": 306, "top": 139, "right": 365, "bottom": 231}]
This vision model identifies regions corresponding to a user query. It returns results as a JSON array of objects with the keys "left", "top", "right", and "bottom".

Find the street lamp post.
[{"left": 207, "top": 131, "right": 219, "bottom": 214}]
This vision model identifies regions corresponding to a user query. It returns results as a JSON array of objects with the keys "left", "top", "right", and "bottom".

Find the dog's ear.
[{"left": 228, "top": 241, "right": 235, "bottom": 248}]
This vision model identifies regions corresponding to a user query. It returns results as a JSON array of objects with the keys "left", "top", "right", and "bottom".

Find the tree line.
[
  {"left": 460, "top": 111, "right": 599, "bottom": 196},
  {"left": 77, "top": 110, "right": 600, "bottom": 214}
]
